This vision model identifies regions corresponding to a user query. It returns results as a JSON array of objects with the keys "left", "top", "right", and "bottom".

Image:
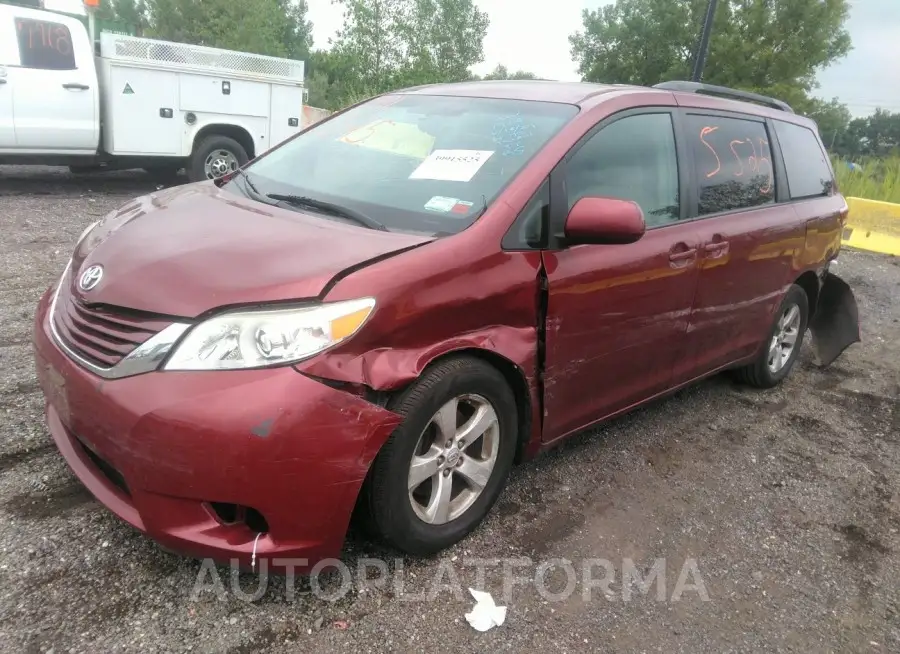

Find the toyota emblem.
[{"left": 79, "top": 265, "right": 104, "bottom": 291}]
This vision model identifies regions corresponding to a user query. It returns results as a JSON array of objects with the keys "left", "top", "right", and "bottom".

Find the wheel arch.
[
  {"left": 191, "top": 123, "right": 257, "bottom": 160},
  {"left": 402, "top": 347, "right": 535, "bottom": 464}
]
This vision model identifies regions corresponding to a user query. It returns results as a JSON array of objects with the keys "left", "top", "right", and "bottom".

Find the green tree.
[
  {"left": 401, "top": 0, "right": 490, "bottom": 84},
  {"left": 845, "top": 109, "right": 900, "bottom": 158},
  {"left": 570, "top": 0, "right": 852, "bottom": 100},
  {"left": 322, "top": 0, "right": 489, "bottom": 108},
  {"left": 481, "top": 64, "right": 539, "bottom": 80},
  {"left": 802, "top": 97, "right": 852, "bottom": 153},
  {"left": 330, "top": 0, "right": 408, "bottom": 95},
  {"left": 143, "top": 0, "right": 312, "bottom": 59},
  {"left": 96, "top": 0, "right": 150, "bottom": 34},
  {"left": 305, "top": 49, "right": 364, "bottom": 110}
]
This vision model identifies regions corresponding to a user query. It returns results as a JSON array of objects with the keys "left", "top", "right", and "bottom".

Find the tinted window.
[
  {"left": 686, "top": 114, "right": 774, "bottom": 215},
  {"left": 239, "top": 94, "right": 576, "bottom": 236},
  {"left": 566, "top": 113, "right": 679, "bottom": 227},
  {"left": 773, "top": 120, "right": 834, "bottom": 199},
  {"left": 15, "top": 18, "right": 76, "bottom": 70}
]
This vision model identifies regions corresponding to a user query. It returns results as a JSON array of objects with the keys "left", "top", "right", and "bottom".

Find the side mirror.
[{"left": 565, "top": 196, "right": 646, "bottom": 245}]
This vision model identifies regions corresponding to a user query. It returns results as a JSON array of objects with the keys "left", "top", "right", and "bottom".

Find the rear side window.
[
  {"left": 686, "top": 114, "right": 774, "bottom": 216},
  {"left": 773, "top": 120, "right": 834, "bottom": 199},
  {"left": 14, "top": 17, "right": 76, "bottom": 70},
  {"left": 565, "top": 113, "right": 680, "bottom": 227}
]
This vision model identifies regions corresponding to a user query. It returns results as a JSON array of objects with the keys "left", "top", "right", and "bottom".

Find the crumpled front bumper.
[{"left": 32, "top": 287, "right": 402, "bottom": 571}]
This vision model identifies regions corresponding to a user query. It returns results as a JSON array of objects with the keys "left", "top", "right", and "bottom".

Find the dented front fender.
[{"left": 808, "top": 271, "right": 861, "bottom": 367}]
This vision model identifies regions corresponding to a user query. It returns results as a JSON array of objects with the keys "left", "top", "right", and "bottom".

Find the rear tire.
[
  {"left": 734, "top": 284, "right": 809, "bottom": 388},
  {"left": 187, "top": 135, "right": 248, "bottom": 183},
  {"left": 362, "top": 356, "right": 518, "bottom": 556}
]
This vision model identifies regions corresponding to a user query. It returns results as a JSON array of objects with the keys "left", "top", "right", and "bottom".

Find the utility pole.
[{"left": 691, "top": 0, "right": 718, "bottom": 82}]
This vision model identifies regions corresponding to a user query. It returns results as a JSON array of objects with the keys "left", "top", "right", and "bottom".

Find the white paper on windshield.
[
  {"left": 409, "top": 150, "right": 494, "bottom": 182},
  {"left": 424, "top": 196, "right": 459, "bottom": 212}
]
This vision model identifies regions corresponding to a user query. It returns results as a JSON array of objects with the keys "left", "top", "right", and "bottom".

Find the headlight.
[{"left": 163, "top": 297, "right": 376, "bottom": 371}]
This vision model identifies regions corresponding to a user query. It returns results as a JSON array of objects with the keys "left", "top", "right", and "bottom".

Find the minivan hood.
[{"left": 71, "top": 182, "right": 434, "bottom": 317}]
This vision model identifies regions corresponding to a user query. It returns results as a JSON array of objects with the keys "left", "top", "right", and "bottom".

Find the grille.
[
  {"left": 52, "top": 279, "right": 172, "bottom": 369},
  {"left": 99, "top": 33, "right": 305, "bottom": 83}
]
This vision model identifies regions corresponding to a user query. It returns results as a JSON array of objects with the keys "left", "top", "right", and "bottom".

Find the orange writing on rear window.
[
  {"left": 699, "top": 126, "right": 721, "bottom": 178},
  {"left": 697, "top": 126, "right": 774, "bottom": 196}
]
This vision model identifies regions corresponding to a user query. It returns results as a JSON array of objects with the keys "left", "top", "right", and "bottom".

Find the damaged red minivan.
[{"left": 33, "top": 80, "right": 860, "bottom": 571}]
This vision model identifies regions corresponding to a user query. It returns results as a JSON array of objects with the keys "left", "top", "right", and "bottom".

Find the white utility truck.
[{"left": 0, "top": 3, "right": 307, "bottom": 181}]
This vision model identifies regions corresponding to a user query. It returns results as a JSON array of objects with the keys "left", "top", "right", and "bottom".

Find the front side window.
[
  {"left": 686, "top": 114, "right": 775, "bottom": 216},
  {"left": 14, "top": 18, "right": 76, "bottom": 70},
  {"left": 235, "top": 94, "right": 577, "bottom": 235},
  {"left": 565, "top": 113, "right": 680, "bottom": 228},
  {"left": 773, "top": 120, "right": 834, "bottom": 199}
]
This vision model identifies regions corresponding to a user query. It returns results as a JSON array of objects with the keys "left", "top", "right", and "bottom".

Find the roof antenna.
[{"left": 691, "top": 0, "right": 718, "bottom": 82}]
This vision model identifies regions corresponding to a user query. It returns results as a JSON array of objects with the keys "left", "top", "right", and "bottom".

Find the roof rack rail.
[{"left": 652, "top": 81, "right": 794, "bottom": 113}]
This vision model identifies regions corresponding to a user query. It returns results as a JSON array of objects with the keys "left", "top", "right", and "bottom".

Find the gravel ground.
[{"left": 0, "top": 165, "right": 898, "bottom": 654}]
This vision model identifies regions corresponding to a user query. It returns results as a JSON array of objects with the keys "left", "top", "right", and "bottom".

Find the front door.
[
  {"left": 675, "top": 111, "right": 802, "bottom": 382},
  {"left": 0, "top": 18, "right": 16, "bottom": 148},
  {"left": 8, "top": 11, "right": 97, "bottom": 152},
  {"left": 542, "top": 110, "right": 700, "bottom": 442}
]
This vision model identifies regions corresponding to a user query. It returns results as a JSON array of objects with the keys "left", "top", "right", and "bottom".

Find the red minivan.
[{"left": 32, "top": 80, "right": 860, "bottom": 571}]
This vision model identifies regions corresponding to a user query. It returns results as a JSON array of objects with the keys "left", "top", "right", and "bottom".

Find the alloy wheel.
[
  {"left": 767, "top": 303, "right": 802, "bottom": 373},
  {"left": 407, "top": 394, "right": 500, "bottom": 525}
]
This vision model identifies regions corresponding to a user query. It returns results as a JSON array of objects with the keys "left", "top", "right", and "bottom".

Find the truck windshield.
[{"left": 235, "top": 93, "right": 578, "bottom": 234}]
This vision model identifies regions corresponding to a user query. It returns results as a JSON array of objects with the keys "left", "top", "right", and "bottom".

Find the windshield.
[{"left": 230, "top": 93, "right": 578, "bottom": 235}]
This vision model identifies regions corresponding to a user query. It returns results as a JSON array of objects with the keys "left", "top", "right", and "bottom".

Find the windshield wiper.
[
  {"left": 231, "top": 167, "right": 267, "bottom": 201},
  {"left": 266, "top": 194, "right": 388, "bottom": 231}
]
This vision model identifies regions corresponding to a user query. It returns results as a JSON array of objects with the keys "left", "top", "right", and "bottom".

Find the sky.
[{"left": 307, "top": 0, "right": 900, "bottom": 117}]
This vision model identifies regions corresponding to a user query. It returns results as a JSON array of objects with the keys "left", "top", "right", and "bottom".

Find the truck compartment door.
[
  {"left": 268, "top": 83, "right": 304, "bottom": 152},
  {"left": 107, "top": 66, "right": 180, "bottom": 155}
]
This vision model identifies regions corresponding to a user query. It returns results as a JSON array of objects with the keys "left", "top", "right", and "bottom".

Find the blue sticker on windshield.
[{"left": 492, "top": 114, "right": 535, "bottom": 157}]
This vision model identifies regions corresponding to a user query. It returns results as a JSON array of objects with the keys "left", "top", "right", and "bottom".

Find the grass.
[{"left": 832, "top": 156, "right": 900, "bottom": 204}]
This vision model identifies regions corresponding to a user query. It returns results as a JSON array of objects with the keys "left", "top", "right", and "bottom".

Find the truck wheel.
[
  {"left": 361, "top": 356, "right": 518, "bottom": 556},
  {"left": 188, "top": 135, "right": 248, "bottom": 183},
  {"left": 734, "top": 284, "right": 809, "bottom": 388}
]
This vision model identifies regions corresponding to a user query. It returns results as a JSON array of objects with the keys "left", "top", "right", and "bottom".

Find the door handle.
[
  {"left": 668, "top": 244, "right": 698, "bottom": 265},
  {"left": 0, "top": 79, "right": 7, "bottom": 85},
  {"left": 703, "top": 241, "right": 730, "bottom": 256},
  {"left": 62, "top": 83, "right": 89, "bottom": 90}
]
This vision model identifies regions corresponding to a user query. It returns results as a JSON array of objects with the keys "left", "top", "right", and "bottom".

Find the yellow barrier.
[{"left": 843, "top": 197, "right": 900, "bottom": 256}]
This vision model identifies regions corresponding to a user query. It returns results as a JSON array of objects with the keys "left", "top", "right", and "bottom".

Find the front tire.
[
  {"left": 734, "top": 284, "right": 809, "bottom": 388},
  {"left": 363, "top": 357, "right": 518, "bottom": 555},
  {"left": 187, "top": 135, "right": 248, "bottom": 183}
]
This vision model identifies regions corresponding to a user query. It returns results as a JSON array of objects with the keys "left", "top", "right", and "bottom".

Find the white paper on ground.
[
  {"left": 409, "top": 149, "right": 494, "bottom": 182},
  {"left": 464, "top": 588, "right": 507, "bottom": 631}
]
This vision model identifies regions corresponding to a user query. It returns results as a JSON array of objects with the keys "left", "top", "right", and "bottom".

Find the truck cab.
[
  {"left": 0, "top": 2, "right": 308, "bottom": 181},
  {"left": 0, "top": 3, "right": 99, "bottom": 154}
]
